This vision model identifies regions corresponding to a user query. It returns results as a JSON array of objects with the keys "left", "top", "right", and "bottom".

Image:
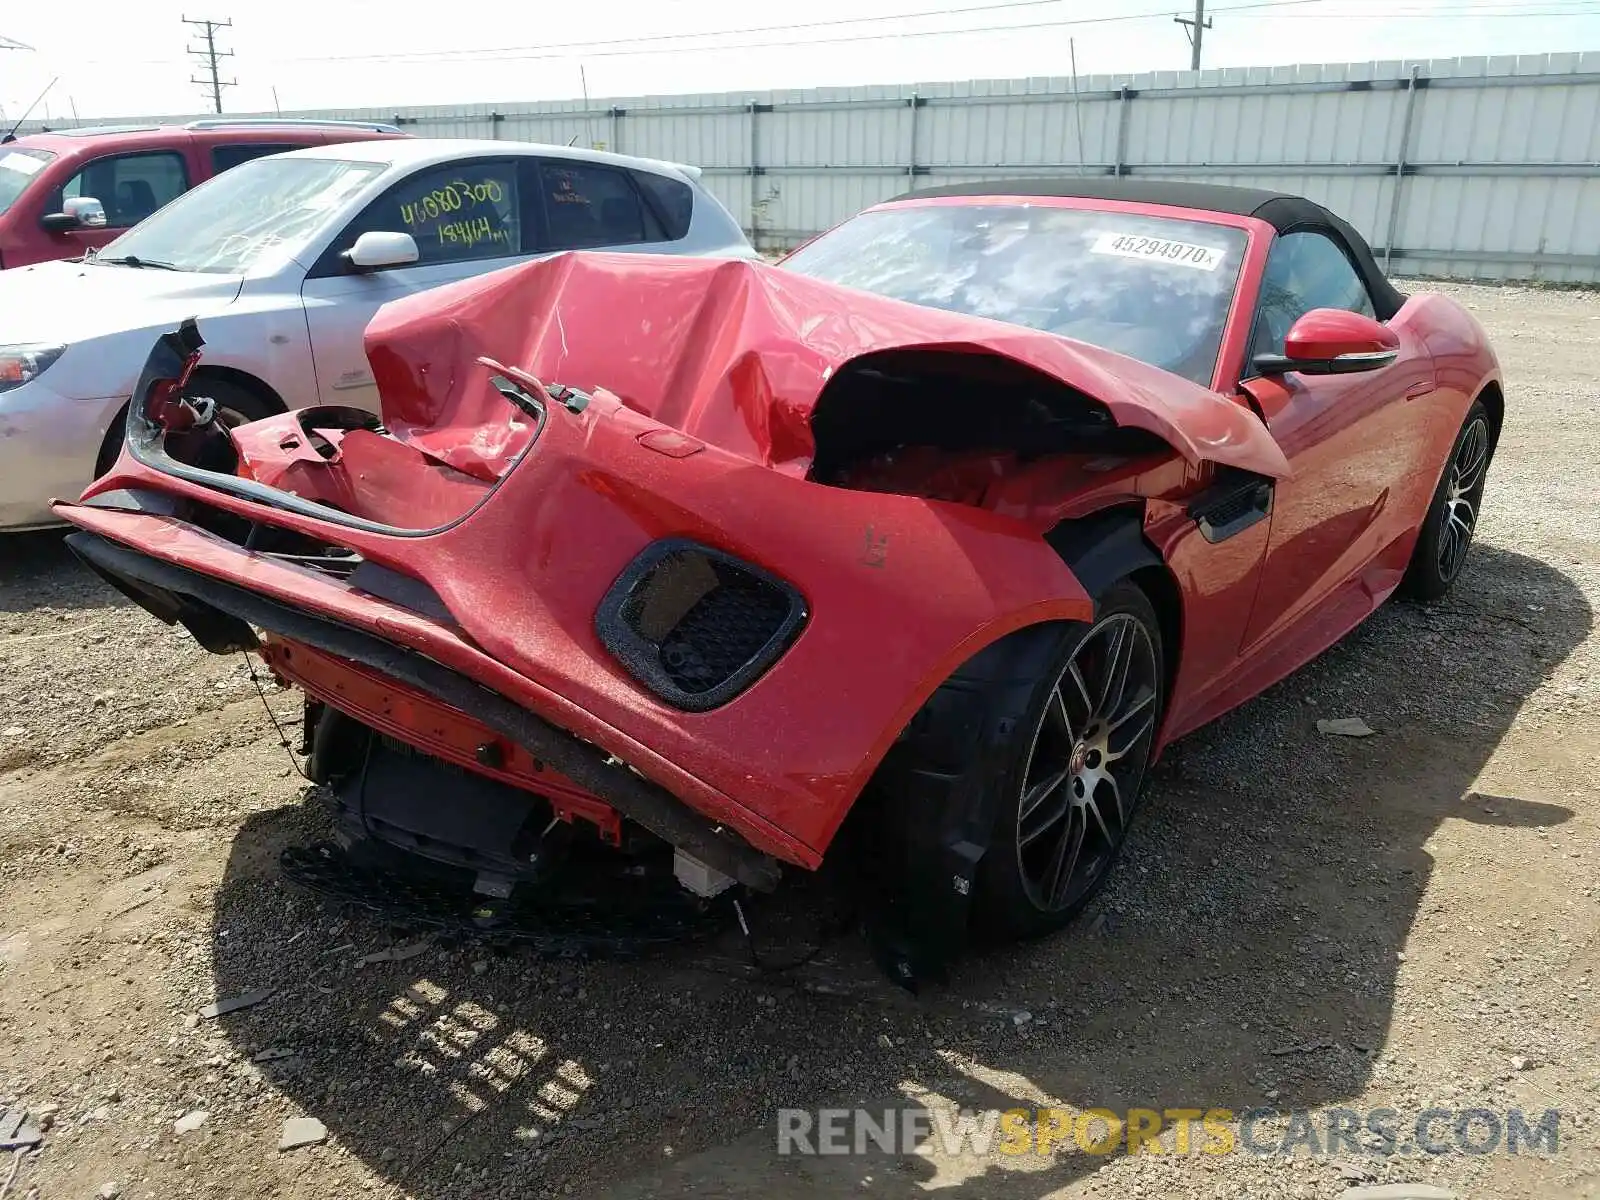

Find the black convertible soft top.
[{"left": 890, "top": 178, "right": 1405, "bottom": 320}]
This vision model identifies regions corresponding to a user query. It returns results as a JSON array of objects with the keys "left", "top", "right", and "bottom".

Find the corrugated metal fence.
[{"left": 19, "top": 53, "right": 1600, "bottom": 281}]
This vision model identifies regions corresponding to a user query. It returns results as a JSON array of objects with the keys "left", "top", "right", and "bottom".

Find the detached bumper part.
[
  {"left": 673, "top": 850, "right": 735, "bottom": 899},
  {"left": 63, "top": 529, "right": 783, "bottom": 893},
  {"left": 322, "top": 724, "right": 558, "bottom": 900}
]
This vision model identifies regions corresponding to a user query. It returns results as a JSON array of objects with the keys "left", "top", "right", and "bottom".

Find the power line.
[
  {"left": 261, "top": 0, "right": 1600, "bottom": 64},
  {"left": 65, "top": 0, "right": 1600, "bottom": 69},
  {"left": 0, "top": 34, "right": 34, "bottom": 51},
  {"left": 1264, "top": 5, "right": 1600, "bottom": 12},
  {"left": 276, "top": 0, "right": 1091, "bottom": 62},
  {"left": 339, "top": 0, "right": 1600, "bottom": 63},
  {"left": 184, "top": 15, "right": 236, "bottom": 113},
  {"left": 267, "top": 0, "right": 1328, "bottom": 65}
]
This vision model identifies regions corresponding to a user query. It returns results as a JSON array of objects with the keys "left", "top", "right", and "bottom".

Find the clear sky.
[{"left": 2, "top": 0, "right": 1597, "bottom": 122}]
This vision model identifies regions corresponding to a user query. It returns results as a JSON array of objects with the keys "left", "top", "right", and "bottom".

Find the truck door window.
[{"left": 53, "top": 152, "right": 190, "bottom": 227}]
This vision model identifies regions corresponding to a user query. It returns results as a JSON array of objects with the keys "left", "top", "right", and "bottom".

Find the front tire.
[
  {"left": 1401, "top": 399, "right": 1492, "bottom": 601},
  {"left": 869, "top": 580, "right": 1166, "bottom": 949},
  {"left": 975, "top": 581, "right": 1164, "bottom": 939}
]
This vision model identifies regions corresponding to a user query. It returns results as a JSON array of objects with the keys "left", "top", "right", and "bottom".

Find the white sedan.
[{"left": 0, "top": 138, "right": 755, "bottom": 531}]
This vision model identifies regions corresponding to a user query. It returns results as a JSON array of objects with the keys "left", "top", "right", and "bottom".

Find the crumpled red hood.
[{"left": 363, "top": 251, "right": 1289, "bottom": 481}]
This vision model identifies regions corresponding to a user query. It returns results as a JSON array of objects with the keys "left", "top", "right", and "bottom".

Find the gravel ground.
[{"left": 1, "top": 280, "right": 1597, "bottom": 1200}]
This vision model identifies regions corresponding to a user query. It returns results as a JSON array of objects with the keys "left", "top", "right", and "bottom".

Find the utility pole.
[
  {"left": 183, "top": 16, "right": 236, "bottom": 114},
  {"left": 1174, "top": 0, "right": 1212, "bottom": 71}
]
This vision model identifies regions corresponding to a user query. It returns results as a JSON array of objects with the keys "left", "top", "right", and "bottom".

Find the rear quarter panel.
[
  {"left": 1412, "top": 289, "right": 1502, "bottom": 413},
  {"left": 1406, "top": 289, "right": 1503, "bottom": 497}
]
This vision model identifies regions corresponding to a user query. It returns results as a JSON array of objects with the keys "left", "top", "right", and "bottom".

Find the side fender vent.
[
  {"left": 597, "top": 540, "right": 808, "bottom": 711},
  {"left": 1187, "top": 469, "right": 1274, "bottom": 544}
]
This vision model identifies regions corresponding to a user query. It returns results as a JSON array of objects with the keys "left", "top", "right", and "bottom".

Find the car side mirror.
[
  {"left": 41, "top": 196, "right": 108, "bottom": 233},
  {"left": 1253, "top": 308, "right": 1399, "bottom": 377},
  {"left": 342, "top": 230, "right": 420, "bottom": 272}
]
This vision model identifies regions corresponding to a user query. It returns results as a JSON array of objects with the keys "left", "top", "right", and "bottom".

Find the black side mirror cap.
[{"left": 1251, "top": 349, "right": 1398, "bottom": 378}]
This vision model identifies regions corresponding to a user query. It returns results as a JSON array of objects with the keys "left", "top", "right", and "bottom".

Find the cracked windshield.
[{"left": 92, "top": 156, "right": 384, "bottom": 274}]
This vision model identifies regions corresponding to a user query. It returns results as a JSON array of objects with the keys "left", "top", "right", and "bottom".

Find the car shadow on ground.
[
  {"left": 0, "top": 530, "right": 118, "bottom": 614},
  {"left": 206, "top": 542, "right": 1589, "bottom": 1199}
]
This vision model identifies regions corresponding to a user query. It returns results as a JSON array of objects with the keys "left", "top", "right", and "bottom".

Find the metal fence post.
[
  {"left": 1114, "top": 86, "right": 1134, "bottom": 176},
  {"left": 907, "top": 93, "right": 924, "bottom": 183},
  {"left": 748, "top": 100, "right": 763, "bottom": 245},
  {"left": 609, "top": 106, "right": 623, "bottom": 155},
  {"left": 1383, "top": 65, "right": 1423, "bottom": 272}
]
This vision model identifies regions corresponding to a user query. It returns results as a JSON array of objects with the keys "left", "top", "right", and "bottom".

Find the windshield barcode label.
[{"left": 1091, "top": 232, "right": 1224, "bottom": 271}]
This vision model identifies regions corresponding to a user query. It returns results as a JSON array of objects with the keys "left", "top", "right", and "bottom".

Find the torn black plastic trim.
[
  {"left": 867, "top": 620, "right": 1078, "bottom": 989},
  {"left": 62, "top": 530, "right": 783, "bottom": 892},
  {"left": 487, "top": 374, "right": 548, "bottom": 424},
  {"left": 347, "top": 561, "right": 454, "bottom": 625},
  {"left": 82, "top": 487, "right": 191, "bottom": 517},
  {"left": 1044, "top": 507, "right": 1163, "bottom": 601}
]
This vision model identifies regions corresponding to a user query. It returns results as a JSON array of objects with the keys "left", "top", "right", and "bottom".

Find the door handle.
[{"left": 1404, "top": 381, "right": 1436, "bottom": 400}]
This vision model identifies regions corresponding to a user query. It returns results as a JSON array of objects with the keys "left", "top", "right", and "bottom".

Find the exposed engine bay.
[{"left": 811, "top": 350, "right": 1172, "bottom": 510}]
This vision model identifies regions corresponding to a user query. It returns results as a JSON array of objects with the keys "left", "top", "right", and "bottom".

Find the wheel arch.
[
  {"left": 1044, "top": 503, "right": 1184, "bottom": 710},
  {"left": 853, "top": 505, "right": 1183, "bottom": 980},
  {"left": 187, "top": 364, "right": 290, "bottom": 418},
  {"left": 1475, "top": 378, "right": 1505, "bottom": 453},
  {"left": 94, "top": 367, "right": 288, "bottom": 477}
]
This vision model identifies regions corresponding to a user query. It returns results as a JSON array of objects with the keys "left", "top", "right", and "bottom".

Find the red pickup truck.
[{"left": 0, "top": 118, "right": 406, "bottom": 269}]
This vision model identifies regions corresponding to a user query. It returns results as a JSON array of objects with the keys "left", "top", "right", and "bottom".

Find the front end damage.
[{"left": 54, "top": 253, "right": 1286, "bottom": 982}]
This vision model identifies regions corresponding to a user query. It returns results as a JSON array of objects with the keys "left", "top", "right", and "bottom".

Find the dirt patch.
[{"left": 1, "top": 281, "right": 1597, "bottom": 1200}]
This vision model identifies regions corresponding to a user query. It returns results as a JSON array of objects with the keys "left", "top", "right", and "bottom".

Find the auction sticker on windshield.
[{"left": 1091, "top": 231, "right": 1223, "bottom": 270}]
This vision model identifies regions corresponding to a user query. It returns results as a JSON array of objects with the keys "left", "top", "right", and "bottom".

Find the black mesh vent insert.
[{"left": 598, "top": 540, "right": 808, "bottom": 711}]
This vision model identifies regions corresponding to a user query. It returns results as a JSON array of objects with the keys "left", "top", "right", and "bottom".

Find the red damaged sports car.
[{"left": 53, "top": 180, "right": 1501, "bottom": 980}]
